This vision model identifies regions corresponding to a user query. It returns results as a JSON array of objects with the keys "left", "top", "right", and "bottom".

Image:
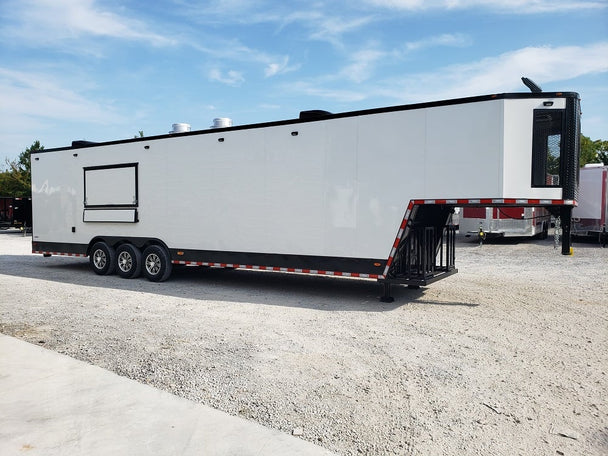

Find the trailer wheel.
[
  {"left": 142, "top": 245, "right": 172, "bottom": 282},
  {"left": 116, "top": 244, "right": 142, "bottom": 279},
  {"left": 90, "top": 242, "right": 116, "bottom": 275}
]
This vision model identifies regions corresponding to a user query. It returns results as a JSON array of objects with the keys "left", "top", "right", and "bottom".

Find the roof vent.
[
  {"left": 71, "top": 140, "right": 98, "bottom": 148},
  {"left": 299, "top": 110, "right": 332, "bottom": 121},
  {"left": 211, "top": 118, "right": 232, "bottom": 129},
  {"left": 170, "top": 123, "right": 191, "bottom": 134}
]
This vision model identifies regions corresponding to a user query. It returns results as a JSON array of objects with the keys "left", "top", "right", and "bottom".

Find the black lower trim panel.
[
  {"left": 31, "top": 240, "right": 387, "bottom": 276},
  {"left": 171, "top": 249, "right": 387, "bottom": 276},
  {"left": 32, "top": 241, "right": 88, "bottom": 255}
]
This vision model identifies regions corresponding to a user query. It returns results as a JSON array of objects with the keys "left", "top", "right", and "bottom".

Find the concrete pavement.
[{"left": 0, "top": 334, "right": 335, "bottom": 455}]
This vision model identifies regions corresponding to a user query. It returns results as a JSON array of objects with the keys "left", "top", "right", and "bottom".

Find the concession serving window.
[{"left": 83, "top": 163, "right": 139, "bottom": 223}]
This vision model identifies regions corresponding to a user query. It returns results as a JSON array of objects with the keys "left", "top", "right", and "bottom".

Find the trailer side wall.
[{"left": 31, "top": 94, "right": 574, "bottom": 264}]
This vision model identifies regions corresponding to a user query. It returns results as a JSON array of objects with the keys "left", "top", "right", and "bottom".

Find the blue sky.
[{"left": 1, "top": 0, "right": 607, "bottom": 164}]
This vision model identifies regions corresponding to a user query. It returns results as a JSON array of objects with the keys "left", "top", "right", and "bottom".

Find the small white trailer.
[
  {"left": 459, "top": 206, "right": 551, "bottom": 240},
  {"left": 31, "top": 87, "right": 581, "bottom": 301},
  {"left": 572, "top": 164, "right": 608, "bottom": 246}
]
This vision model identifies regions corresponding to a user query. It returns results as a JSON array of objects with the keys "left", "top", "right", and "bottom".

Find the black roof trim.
[{"left": 34, "top": 91, "right": 580, "bottom": 154}]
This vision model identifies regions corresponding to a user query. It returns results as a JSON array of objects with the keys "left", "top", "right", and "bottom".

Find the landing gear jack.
[
  {"left": 560, "top": 206, "right": 573, "bottom": 255},
  {"left": 477, "top": 223, "right": 486, "bottom": 246},
  {"left": 378, "top": 281, "right": 422, "bottom": 302},
  {"left": 379, "top": 281, "right": 394, "bottom": 303}
]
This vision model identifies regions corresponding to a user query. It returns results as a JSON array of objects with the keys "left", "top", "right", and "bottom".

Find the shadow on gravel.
[
  {"left": 411, "top": 298, "right": 479, "bottom": 307},
  {"left": 1, "top": 230, "right": 479, "bottom": 309},
  {"left": 457, "top": 233, "right": 605, "bottom": 249},
  {"left": 0, "top": 250, "right": 476, "bottom": 310}
]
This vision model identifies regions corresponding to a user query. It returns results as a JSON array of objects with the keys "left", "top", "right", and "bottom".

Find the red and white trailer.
[
  {"left": 572, "top": 164, "right": 608, "bottom": 245},
  {"left": 30, "top": 88, "right": 581, "bottom": 301}
]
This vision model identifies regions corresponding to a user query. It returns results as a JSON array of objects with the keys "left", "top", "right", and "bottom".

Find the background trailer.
[
  {"left": 459, "top": 206, "right": 551, "bottom": 240},
  {"left": 31, "top": 90, "right": 580, "bottom": 301},
  {"left": 572, "top": 164, "right": 608, "bottom": 245},
  {"left": 0, "top": 197, "right": 32, "bottom": 230}
]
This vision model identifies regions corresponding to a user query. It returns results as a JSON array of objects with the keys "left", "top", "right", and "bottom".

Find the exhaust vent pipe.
[
  {"left": 170, "top": 123, "right": 191, "bottom": 134},
  {"left": 211, "top": 118, "right": 232, "bottom": 129}
]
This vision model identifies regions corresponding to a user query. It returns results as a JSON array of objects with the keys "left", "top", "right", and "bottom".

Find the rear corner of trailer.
[
  {"left": 501, "top": 92, "right": 581, "bottom": 253},
  {"left": 30, "top": 148, "right": 81, "bottom": 254}
]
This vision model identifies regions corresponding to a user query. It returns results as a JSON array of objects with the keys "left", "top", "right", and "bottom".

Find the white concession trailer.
[{"left": 31, "top": 89, "right": 581, "bottom": 301}]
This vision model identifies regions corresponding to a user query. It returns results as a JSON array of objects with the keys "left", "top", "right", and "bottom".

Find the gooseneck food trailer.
[{"left": 31, "top": 87, "right": 580, "bottom": 301}]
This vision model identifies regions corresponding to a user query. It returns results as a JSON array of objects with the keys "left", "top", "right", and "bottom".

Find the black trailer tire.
[
  {"left": 116, "top": 244, "right": 142, "bottom": 279},
  {"left": 90, "top": 242, "right": 116, "bottom": 276},
  {"left": 142, "top": 245, "right": 173, "bottom": 282}
]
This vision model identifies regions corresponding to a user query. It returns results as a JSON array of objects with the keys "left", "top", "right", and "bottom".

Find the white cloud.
[
  {"left": 307, "top": 15, "right": 376, "bottom": 48},
  {"left": 386, "top": 42, "right": 608, "bottom": 102},
  {"left": 0, "top": 67, "right": 121, "bottom": 123},
  {"left": 208, "top": 68, "right": 246, "bottom": 86},
  {"left": 177, "top": 1, "right": 374, "bottom": 42},
  {"left": 264, "top": 56, "right": 300, "bottom": 77},
  {"left": 403, "top": 33, "right": 472, "bottom": 52},
  {"left": 0, "top": 66, "right": 126, "bottom": 161},
  {"left": 283, "top": 81, "right": 368, "bottom": 103},
  {"left": 365, "top": 0, "right": 607, "bottom": 13},
  {"left": 174, "top": 0, "right": 271, "bottom": 22},
  {"left": 191, "top": 38, "right": 299, "bottom": 79},
  {"left": 365, "top": 0, "right": 427, "bottom": 9},
  {"left": 296, "top": 32, "right": 473, "bottom": 86},
  {"left": 2, "top": 0, "right": 176, "bottom": 48},
  {"left": 282, "top": 42, "right": 608, "bottom": 108},
  {"left": 340, "top": 48, "right": 388, "bottom": 83}
]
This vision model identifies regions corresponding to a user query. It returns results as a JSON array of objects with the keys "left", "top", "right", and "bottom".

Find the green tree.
[
  {"left": 595, "top": 140, "right": 608, "bottom": 165},
  {"left": 0, "top": 141, "right": 43, "bottom": 197},
  {"left": 580, "top": 135, "right": 608, "bottom": 166}
]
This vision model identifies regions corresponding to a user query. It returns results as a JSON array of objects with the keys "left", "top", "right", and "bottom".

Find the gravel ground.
[{"left": 1, "top": 230, "right": 606, "bottom": 455}]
